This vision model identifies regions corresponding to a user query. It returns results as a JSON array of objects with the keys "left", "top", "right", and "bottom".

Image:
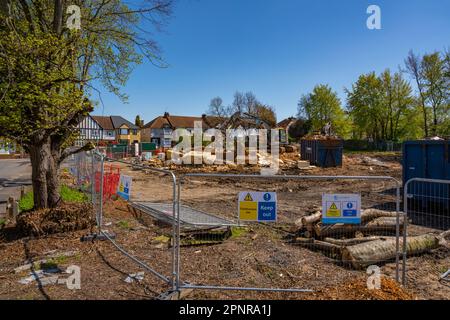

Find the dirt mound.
[
  {"left": 16, "top": 202, "right": 95, "bottom": 236},
  {"left": 312, "top": 276, "right": 415, "bottom": 300}
]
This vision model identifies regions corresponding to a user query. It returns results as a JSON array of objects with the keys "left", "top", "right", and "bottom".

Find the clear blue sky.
[{"left": 91, "top": 0, "right": 450, "bottom": 124}]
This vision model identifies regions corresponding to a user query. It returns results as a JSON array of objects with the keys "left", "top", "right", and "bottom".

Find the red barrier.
[{"left": 95, "top": 164, "right": 121, "bottom": 201}]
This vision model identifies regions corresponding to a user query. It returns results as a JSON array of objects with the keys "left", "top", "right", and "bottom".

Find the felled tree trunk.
[
  {"left": 323, "top": 236, "right": 393, "bottom": 246},
  {"left": 366, "top": 216, "right": 407, "bottom": 227},
  {"left": 314, "top": 224, "right": 401, "bottom": 238},
  {"left": 341, "top": 233, "right": 444, "bottom": 269},
  {"left": 360, "top": 209, "right": 399, "bottom": 224}
]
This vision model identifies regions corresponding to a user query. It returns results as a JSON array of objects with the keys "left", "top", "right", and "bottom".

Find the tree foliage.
[
  {"left": 346, "top": 70, "right": 416, "bottom": 141},
  {"left": 0, "top": 0, "right": 172, "bottom": 208},
  {"left": 297, "top": 84, "right": 349, "bottom": 137},
  {"left": 404, "top": 50, "right": 449, "bottom": 137}
]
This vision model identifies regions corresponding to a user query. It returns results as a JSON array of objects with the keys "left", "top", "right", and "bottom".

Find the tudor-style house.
[{"left": 76, "top": 115, "right": 140, "bottom": 146}]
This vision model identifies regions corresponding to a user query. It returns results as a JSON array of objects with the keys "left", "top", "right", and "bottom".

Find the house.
[
  {"left": 91, "top": 116, "right": 116, "bottom": 142},
  {"left": 76, "top": 115, "right": 104, "bottom": 146},
  {"left": 110, "top": 115, "right": 140, "bottom": 144},
  {"left": 277, "top": 117, "right": 297, "bottom": 144},
  {"left": 76, "top": 115, "right": 139, "bottom": 146},
  {"left": 141, "top": 112, "right": 206, "bottom": 148}
]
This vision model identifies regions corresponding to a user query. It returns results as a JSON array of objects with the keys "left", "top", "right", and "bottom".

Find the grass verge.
[{"left": 19, "top": 185, "right": 88, "bottom": 212}]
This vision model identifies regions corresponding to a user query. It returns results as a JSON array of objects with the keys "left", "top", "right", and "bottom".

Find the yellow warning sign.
[
  {"left": 326, "top": 202, "right": 340, "bottom": 217},
  {"left": 244, "top": 193, "right": 253, "bottom": 201},
  {"left": 239, "top": 201, "right": 257, "bottom": 220}
]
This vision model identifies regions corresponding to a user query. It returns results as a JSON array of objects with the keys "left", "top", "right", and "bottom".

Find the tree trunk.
[
  {"left": 341, "top": 233, "right": 441, "bottom": 269},
  {"left": 46, "top": 154, "right": 60, "bottom": 208},
  {"left": 28, "top": 140, "right": 61, "bottom": 209},
  {"left": 29, "top": 143, "right": 50, "bottom": 209}
]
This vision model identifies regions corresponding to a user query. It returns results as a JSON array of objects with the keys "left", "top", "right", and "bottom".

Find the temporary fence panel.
[
  {"left": 106, "top": 144, "right": 129, "bottom": 160},
  {"left": 63, "top": 150, "right": 178, "bottom": 295},
  {"left": 91, "top": 154, "right": 178, "bottom": 294},
  {"left": 402, "top": 178, "right": 450, "bottom": 292},
  {"left": 174, "top": 174, "right": 402, "bottom": 298}
]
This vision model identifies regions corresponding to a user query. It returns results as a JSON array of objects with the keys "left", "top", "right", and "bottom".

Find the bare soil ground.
[{"left": 0, "top": 152, "right": 448, "bottom": 300}]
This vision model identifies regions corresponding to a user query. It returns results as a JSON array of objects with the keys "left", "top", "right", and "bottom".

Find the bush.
[{"left": 19, "top": 185, "right": 88, "bottom": 212}]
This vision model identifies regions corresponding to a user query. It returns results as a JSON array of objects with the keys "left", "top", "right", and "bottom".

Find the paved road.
[{"left": 0, "top": 158, "right": 32, "bottom": 214}]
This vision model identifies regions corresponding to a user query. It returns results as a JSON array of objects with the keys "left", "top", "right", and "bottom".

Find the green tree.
[
  {"left": 346, "top": 73, "right": 384, "bottom": 141},
  {"left": 421, "top": 52, "right": 449, "bottom": 136},
  {"left": 346, "top": 70, "right": 415, "bottom": 142},
  {"left": 135, "top": 115, "right": 144, "bottom": 127},
  {"left": 0, "top": 1, "right": 172, "bottom": 209},
  {"left": 404, "top": 50, "right": 449, "bottom": 137},
  {"left": 297, "top": 84, "right": 349, "bottom": 137},
  {"left": 379, "top": 70, "right": 415, "bottom": 140},
  {"left": 254, "top": 103, "right": 276, "bottom": 127}
]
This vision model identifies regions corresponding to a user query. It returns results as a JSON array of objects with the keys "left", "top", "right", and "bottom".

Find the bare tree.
[
  {"left": 207, "top": 97, "right": 227, "bottom": 117},
  {"left": 232, "top": 91, "right": 246, "bottom": 114},
  {"left": 244, "top": 91, "right": 258, "bottom": 114}
]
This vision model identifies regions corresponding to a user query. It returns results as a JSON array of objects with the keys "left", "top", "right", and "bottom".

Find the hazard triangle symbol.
[
  {"left": 244, "top": 193, "right": 253, "bottom": 201},
  {"left": 330, "top": 202, "right": 338, "bottom": 210}
]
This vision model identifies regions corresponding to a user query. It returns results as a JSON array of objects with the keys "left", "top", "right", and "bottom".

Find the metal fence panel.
[
  {"left": 175, "top": 174, "right": 402, "bottom": 296},
  {"left": 65, "top": 151, "right": 179, "bottom": 295},
  {"left": 403, "top": 178, "right": 450, "bottom": 292}
]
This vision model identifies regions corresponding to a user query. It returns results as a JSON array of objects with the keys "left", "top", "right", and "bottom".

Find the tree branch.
[{"left": 59, "top": 142, "right": 94, "bottom": 164}]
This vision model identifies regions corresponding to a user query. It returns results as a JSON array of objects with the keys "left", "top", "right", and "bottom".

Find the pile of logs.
[{"left": 293, "top": 208, "right": 450, "bottom": 269}]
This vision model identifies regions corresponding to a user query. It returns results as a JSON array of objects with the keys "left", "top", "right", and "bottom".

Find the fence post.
[
  {"left": 98, "top": 153, "right": 105, "bottom": 232},
  {"left": 91, "top": 152, "right": 95, "bottom": 207},
  {"left": 395, "top": 184, "right": 400, "bottom": 283}
]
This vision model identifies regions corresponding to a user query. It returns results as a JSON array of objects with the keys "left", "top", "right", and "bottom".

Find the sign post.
[
  {"left": 322, "top": 194, "right": 361, "bottom": 224},
  {"left": 117, "top": 175, "right": 132, "bottom": 201},
  {"left": 238, "top": 191, "right": 277, "bottom": 223}
]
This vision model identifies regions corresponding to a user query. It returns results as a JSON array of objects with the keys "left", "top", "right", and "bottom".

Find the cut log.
[
  {"left": 366, "top": 216, "right": 407, "bottom": 227},
  {"left": 300, "top": 211, "right": 321, "bottom": 227},
  {"left": 315, "top": 224, "right": 401, "bottom": 238},
  {"left": 294, "top": 238, "right": 342, "bottom": 259},
  {"left": 342, "top": 233, "right": 441, "bottom": 269},
  {"left": 323, "top": 236, "right": 394, "bottom": 246},
  {"left": 361, "top": 209, "right": 399, "bottom": 224},
  {"left": 299, "top": 209, "right": 400, "bottom": 229}
]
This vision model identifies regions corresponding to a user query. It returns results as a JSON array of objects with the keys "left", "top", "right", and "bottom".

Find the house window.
[
  {"left": 120, "top": 129, "right": 129, "bottom": 135},
  {"left": 132, "top": 129, "right": 138, "bottom": 135},
  {"left": 163, "top": 128, "right": 172, "bottom": 135}
]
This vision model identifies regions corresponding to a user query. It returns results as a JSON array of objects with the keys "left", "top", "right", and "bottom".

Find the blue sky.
[{"left": 91, "top": 0, "right": 450, "bottom": 124}]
